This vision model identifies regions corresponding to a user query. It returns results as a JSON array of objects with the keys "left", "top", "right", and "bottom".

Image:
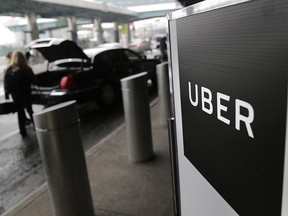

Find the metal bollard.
[
  {"left": 121, "top": 72, "right": 154, "bottom": 162},
  {"left": 156, "top": 62, "right": 172, "bottom": 127},
  {"left": 33, "top": 101, "right": 94, "bottom": 216}
]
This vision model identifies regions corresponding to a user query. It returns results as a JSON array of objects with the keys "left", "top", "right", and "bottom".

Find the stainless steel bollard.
[
  {"left": 33, "top": 101, "right": 94, "bottom": 216},
  {"left": 156, "top": 62, "right": 172, "bottom": 127},
  {"left": 121, "top": 72, "right": 153, "bottom": 162}
]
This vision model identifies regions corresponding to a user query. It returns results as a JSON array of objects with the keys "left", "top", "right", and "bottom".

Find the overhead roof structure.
[
  {"left": 0, "top": 0, "right": 204, "bottom": 23},
  {"left": 94, "top": 0, "right": 205, "bottom": 12},
  {"left": 1, "top": 0, "right": 203, "bottom": 36},
  {"left": 101, "top": 0, "right": 180, "bottom": 7},
  {"left": 98, "top": 0, "right": 182, "bottom": 19},
  {"left": 0, "top": 0, "right": 138, "bottom": 22},
  {"left": 177, "top": 0, "right": 205, "bottom": 6}
]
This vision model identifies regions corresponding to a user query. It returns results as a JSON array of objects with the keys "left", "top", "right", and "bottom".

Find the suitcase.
[{"left": 0, "top": 102, "right": 16, "bottom": 115}]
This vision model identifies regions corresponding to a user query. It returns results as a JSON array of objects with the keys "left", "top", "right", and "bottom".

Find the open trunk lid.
[{"left": 26, "top": 38, "right": 90, "bottom": 62}]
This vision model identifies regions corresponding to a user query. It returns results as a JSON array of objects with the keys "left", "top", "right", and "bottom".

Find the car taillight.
[{"left": 60, "top": 75, "right": 74, "bottom": 90}]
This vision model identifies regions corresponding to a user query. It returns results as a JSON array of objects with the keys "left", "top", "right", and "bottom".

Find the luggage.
[{"left": 0, "top": 102, "right": 16, "bottom": 115}]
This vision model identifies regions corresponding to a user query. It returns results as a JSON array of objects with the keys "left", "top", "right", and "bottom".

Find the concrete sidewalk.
[{"left": 3, "top": 100, "right": 174, "bottom": 216}]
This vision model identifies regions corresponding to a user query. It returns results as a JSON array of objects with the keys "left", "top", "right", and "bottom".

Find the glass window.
[
  {"left": 94, "top": 53, "right": 110, "bottom": 67},
  {"left": 94, "top": 49, "right": 130, "bottom": 67},
  {"left": 124, "top": 50, "right": 141, "bottom": 61},
  {"left": 107, "top": 50, "right": 128, "bottom": 63}
]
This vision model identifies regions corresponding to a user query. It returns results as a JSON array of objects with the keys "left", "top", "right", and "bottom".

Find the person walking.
[
  {"left": 5, "top": 51, "right": 33, "bottom": 126},
  {"left": 159, "top": 36, "right": 167, "bottom": 62},
  {"left": 4, "top": 51, "right": 35, "bottom": 137}
]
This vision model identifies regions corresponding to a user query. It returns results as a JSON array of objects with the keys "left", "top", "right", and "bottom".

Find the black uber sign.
[{"left": 177, "top": 1, "right": 288, "bottom": 215}]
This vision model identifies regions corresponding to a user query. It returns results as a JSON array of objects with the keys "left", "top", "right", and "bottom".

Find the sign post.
[{"left": 168, "top": 0, "right": 288, "bottom": 215}]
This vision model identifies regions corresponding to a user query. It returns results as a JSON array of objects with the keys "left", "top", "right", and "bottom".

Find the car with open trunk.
[{"left": 27, "top": 38, "right": 160, "bottom": 107}]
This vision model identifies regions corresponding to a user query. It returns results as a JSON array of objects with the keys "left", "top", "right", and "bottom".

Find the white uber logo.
[{"left": 188, "top": 82, "right": 255, "bottom": 138}]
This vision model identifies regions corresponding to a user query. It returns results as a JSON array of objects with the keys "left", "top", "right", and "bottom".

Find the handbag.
[{"left": 0, "top": 102, "right": 16, "bottom": 115}]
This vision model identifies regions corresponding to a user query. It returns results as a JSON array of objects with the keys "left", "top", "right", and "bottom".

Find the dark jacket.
[{"left": 4, "top": 66, "right": 35, "bottom": 101}]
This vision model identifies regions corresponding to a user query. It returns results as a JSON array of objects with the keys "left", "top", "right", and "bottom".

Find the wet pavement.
[
  {"left": 0, "top": 102, "right": 125, "bottom": 215},
  {"left": 0, "top": 127, "right": 44, "bottom": 215},
  {"left": 2, "top": 98, "right": 173, "bottom": 216}
]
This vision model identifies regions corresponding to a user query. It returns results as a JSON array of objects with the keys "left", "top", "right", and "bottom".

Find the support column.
[
  {"left": 113, "top": 22, "right": 120, "bottom": 43},
  {"left": 127, "top": 23, "right": 131, "bottom": 44},
  {"left": 67, "top": 15, "right": 78, "bottom": 42},
  {"left": 26, "top": 11, "right": 39, "bottom": 41},
  {"left": 93, "top": 18, "right": 104, "bottom": 44},
  {"left": 121, "top": 23, "right": 130, "bottom": 47}
]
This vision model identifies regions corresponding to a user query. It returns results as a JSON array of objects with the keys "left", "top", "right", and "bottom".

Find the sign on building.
[{"left": 168, "top": 0, "right": 288, "bottom": 215}]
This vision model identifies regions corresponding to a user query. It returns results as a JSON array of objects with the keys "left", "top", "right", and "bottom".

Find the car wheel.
[{"left": 97, "top": 82, "right": 117, "bottom": 108}]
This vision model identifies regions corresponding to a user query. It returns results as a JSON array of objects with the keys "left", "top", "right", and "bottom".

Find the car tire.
[{"left": 97, "top": 82, "right": 117, "bottom": 108}]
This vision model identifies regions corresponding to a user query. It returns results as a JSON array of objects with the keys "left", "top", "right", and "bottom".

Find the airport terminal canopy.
[
  {"left": 0, "top": 0, "right": 138, "bottom": 22},
  {"left": 104, "top": 0, "right": 205, "bottom": 7},
  {"left": 103, "top": 0, "right": 180, "bottom": 7},
  {"left": 99, "top": 0, "right": 203, "bottom": 7}
]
